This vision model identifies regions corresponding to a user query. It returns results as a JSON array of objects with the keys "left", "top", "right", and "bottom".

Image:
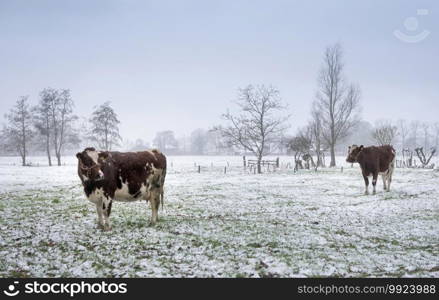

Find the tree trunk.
[
  {"left": 257, "top": 155, "right": 262, "bottom": 174},
  {"left": 330, "top": 143, "right": 336, "bottom": 167},
  {"left": 22, "top": 117, "right": 27, "bottom": 167},
  {"left": 21, "top": 155, "right": 26, "bottom": 167},
  {"left": 46, "top": 135, "right": 52, "bottom": 166},
  {"left": 315, "top": 148, "right": 324, "bottom": 168},
  {"left": 47, "top": 151, "right": 52, "bottom": 166},
  {"left": 57, "top": 154, "right": 61, "bottom": 166}
]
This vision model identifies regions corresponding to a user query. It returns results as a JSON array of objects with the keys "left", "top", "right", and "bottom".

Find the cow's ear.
[
  {"left": 359, "top": 145, "right": 364, "bottom": 151},
  {"left": 99, "top": 151, "right": 111, "bottom": 161},
  {"left": 76, "top": 152, "right": 82, "bottom": 160}
]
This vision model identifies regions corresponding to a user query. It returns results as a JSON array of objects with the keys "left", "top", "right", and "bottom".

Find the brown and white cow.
[
  {"left": 76, "top": 147, "right": 167, "bottom": 230},
  {"left": 346, "top": 145, "right": 396, "bottom": 195}
]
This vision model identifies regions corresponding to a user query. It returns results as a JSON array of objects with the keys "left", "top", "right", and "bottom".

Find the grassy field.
[{"left": 0, "top": 156, "right": 438, "bottom": 277}]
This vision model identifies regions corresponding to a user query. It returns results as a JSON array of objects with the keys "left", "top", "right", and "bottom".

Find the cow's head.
[
  {"left": 346, "top": 145, "right": 363, "bottom": 163},
  {"left": 76, "top": 147, "right": 111, "bottom": 182}
]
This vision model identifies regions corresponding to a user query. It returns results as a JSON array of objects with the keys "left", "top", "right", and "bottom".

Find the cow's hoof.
[
  {"left": 103, "top": 226, "right": 112, "bottom": 232},
  {"left": 148, "top": 222, "right": 157, "bottom": 227},
  {"left": 97, "top": 223, "right": 104, "bottom": 230}
]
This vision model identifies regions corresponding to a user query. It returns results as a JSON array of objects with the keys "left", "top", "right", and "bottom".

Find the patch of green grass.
[{"left": 8, "top": 270, "right": 31, "bottom": 278}]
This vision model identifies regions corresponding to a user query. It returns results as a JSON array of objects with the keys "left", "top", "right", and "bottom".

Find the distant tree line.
[
  {"left": 1, "top": 44, "right": 437, "bottom": 170},
  {"left": 1, "top": 90, "right": 122, "bottom": 166},
  {"left": 1, "top": 89, "right": 79, "bottom": 166}
]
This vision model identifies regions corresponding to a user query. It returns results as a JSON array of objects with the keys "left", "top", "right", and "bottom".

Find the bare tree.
[
  {"left": 397, "top": 119, "right": 409, "bottom": 153},
  {"left": 2, "top": 96, "right": 33, "bottom": 166},
  {"left": 89, "top": 102, "right": 122, "bottom": 151},
  {"left": 309, "top": 107, "right": 326, "bottom": 168},
  {"left": 190, "top": 129, "right": 208, "bottom": 155},
  {"left": 287, "top": 127, "right": 314, "bottom": 171},
  {"left": 372, "top": 121, "right": 398, "bottom": 145},
  {"left": 415, "top": 147, "right": 436, "bottom": 168},
  {"left": 313, "top": 44, "right": 361, "bottom": 167},
  {"left": 153, "top": 130, "right": 178, "bottom": 153},
  {"left": 216, "top": 84, "right": 289, "bottom": 174},
  {"left": 50, "top": 89, "right": 78, "bottom": 165},
  {"left": 33, "top": 88, "right": 57, "bottom": 166}
]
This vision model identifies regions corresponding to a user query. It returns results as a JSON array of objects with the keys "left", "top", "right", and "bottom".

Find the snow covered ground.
[{"left": 0, "top": 155, "right": 438, "bottom": 277}]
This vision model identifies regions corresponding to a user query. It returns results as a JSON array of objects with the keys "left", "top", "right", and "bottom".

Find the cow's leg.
[
  {"left": 102, "top": 197, "right": 113, "bottom": 231},
  {"left": 382, "top": 173, "right": 388, "bottom": 191},
  {"left": 372, "top": 172, "right": 378, "bottom": 195},
  {"left": 387, "top": 165, "right": 394, "bottom": 192},
  {"left": 95, "top": 201, "right": 104, "bottom": 230},
  {"left": 149, "top": 190, "right": 160, "bottom": 226},
  {"left": 363, "top": 173, "right": 369, "bottom": 195}
]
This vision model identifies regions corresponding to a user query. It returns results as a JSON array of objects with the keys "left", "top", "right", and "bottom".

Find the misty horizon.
[{"left": 1, "top": 0, "right": 438, "bottom": 144}]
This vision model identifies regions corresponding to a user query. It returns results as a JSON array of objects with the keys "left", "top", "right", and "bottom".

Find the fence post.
[
  {"left": 276, "top": 157, "right": 279, "bottom": 168},
  {"left": 198, "top": 165, "right": 201, "bottom": 173},
  {"left": 224, "top": 166, "right": 227, "bottom": 174},
  {"left": 243, "top": 156, "right": 246, "bottom": 168}
]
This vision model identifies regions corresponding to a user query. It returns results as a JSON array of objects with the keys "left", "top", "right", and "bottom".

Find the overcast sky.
[{"left": 1, "top": 0, "right": 438, "bottom": 143}]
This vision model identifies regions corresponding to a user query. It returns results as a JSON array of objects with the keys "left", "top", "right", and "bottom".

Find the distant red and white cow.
[
  {"left": 346, "top": 145, "right": 396, "bottom": 195},
  {"left": 76, "top": 147, "right": 167, "bottom": 230}
]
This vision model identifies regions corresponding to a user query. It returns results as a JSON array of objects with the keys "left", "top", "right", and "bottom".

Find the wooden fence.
[{"left": 243, "top": 156, "right": 280, "bottom": 173}]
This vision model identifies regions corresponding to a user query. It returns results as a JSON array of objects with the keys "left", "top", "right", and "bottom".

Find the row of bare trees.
[
  {"left": 280, "top": 44, "right": 361, "bottom": 171},
  {"left": 3, "top": 44, "right": 435, "bottom": 170},
  {"left": 1, "top": 93, "right": 123, "bottom": 166},
  {"left": 1, "top": 89, "right": 78, "bottom": 166},
  {"left": 371, "top": 120, "right": 438, "bottom": 150},
  {"left": 147, "top": 128, "right": 234, "bottom": 155},
  {"left": 215, "top": 44, "right": 362, "bottom": 173},
  {"left": 371, "top": 120, "right": 438, "bottom": 168}
]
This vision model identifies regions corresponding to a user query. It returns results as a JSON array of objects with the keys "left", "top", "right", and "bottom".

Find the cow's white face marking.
[
  {"left": 86, "top": 150, "right": 99, "bottom": 164},
  {"left": 346, "top": 144, "right": 363, "bottom": 163},
  {"left": 348, "top": 145, "right": 358, "bottom": 156},
  {"left": 81, "top": 149, "right": 105, "bottom": 180}
]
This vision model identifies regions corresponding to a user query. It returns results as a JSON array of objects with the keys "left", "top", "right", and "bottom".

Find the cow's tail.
[
  {"left": 391, "top": 146, "right": 396, "bottom": 166},
  {"left": 160, "top": 167, "right": 166, "bottom": 210}
]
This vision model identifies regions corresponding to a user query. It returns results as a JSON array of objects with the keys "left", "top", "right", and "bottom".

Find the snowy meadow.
[{"left": 0, "top": 155, "right": 438, "bottom": 277}]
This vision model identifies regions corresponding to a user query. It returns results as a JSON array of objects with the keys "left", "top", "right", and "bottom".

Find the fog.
[{"left": 1, "top": 0, "right": 438, "bottom": 144}]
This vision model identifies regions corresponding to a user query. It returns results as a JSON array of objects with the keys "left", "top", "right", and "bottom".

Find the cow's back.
[
  {"left": 108, "top": 150, "right": 166, "bottom": 201},
  {"left": 357, "top": 145, "right": 395, "bottom": 175},
  {"left": 377, "top": 145, "right": 395, "bottom": 172}
]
